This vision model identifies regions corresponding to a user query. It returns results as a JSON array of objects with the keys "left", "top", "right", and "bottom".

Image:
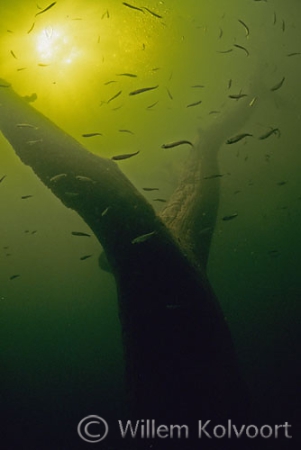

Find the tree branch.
[{"left": 160, "top": 84, "right": 259, "bottom": 269}]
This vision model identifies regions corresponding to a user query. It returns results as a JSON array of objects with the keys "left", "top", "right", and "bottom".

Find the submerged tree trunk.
[
  {"left": 160, "top": 98, "right": 258, "bottom": 270},
  {"left": 0, "top": 79, "right": 257, "bottom": 440}
]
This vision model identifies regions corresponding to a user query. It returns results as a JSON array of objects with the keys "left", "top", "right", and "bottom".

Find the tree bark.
[
  {"left": 0, "top": 79, "right": 255, "bottom": 434},
  {"left": 160, "top": 95, "right": 258, "bottom": 269}
]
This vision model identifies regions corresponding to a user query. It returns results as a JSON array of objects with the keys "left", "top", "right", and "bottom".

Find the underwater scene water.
[{"left": 0, "top": 0, "right": 300, "bottom": 449}]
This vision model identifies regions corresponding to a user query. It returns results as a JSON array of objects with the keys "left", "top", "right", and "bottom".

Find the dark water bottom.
[{"left": 1, "top": 385, "right": 298, "bottom": 450}]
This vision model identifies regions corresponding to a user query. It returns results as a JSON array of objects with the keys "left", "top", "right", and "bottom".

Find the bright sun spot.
[
  {"left": 36, "top": 26, "right": 80, "bottom": 66},
  {"left": 0, "top": 0, "right": 168, "bottom": 114}
]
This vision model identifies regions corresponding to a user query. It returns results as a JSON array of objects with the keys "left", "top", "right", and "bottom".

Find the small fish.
[
  {"left": 146, "top": 101, "right": 158, "bottom": 109},
  {"left": 101, "top": 10, "right": 109, "bottom": 19},
  {"left": 186, "top": 99, "right": 202, "bottom": 108},
  {"left": 82, "top": 133, "right": 102, "bottom": 137},
  {"left": 10, "top": 274, "right": 20, "bottom": 280},
  {"left": 31, "top": 230, "right": 37, "bottom": 234},
  {"left": 50, "top": 173, "right": 67, "bottom": 182},
  {"left": 191, "top": 84, "right": 205, "bottom": 88},
  {"left": 228, "top": 93, "right": 248, "bottom": 100},
  {"left": 228, "top": 79, "right": 232, "bottom": 89},
  {"left": 238, "top": 19, "right": 249, "bottom": 37},
  {"left": 287, "top": 52, "right": 301, "bottom": 57},
  {"left": 107, "top": 90, "right": 122, "bottom": 103},
  {"left": 27, "top": 22, "right": 35, "bottom": 34},
  {"left": 258, "top": 128, "right": 280, "bottom": 140},
  {"left": 10, "top": 50, "right": 17, "bottom": 59},
  {"left": 218, "top": 27, "right": 223, "bottom": 39},
  {"left": 142, "top": 7, "right": 162, "bottom": 18},
  {"left": 153, "top": 198, "right": 167, "bottom": 203},
  {"left": 122, "top": 2, "right": 144, "bottom": 13},
  {"left": 249, "top": 96, "right": 257, "bottom": 107},
  {"left": 131, "top": 231, "right": 156, "bottom": 244},
  {"left": 166, "top": 88, "right": 173, "bottom": 100},
  {"left": 273, "top": 11, "right": 277, "bottom": 25},
  {"left": 104, "top": 80, "right": 117, "bottom": 85},
  {"left": 75, "top": 175, "right": 95, "bottom": 183},
  {"left": 234, "top": 44, "right": 249, "bottom": 56},
  {"left": 38, "top": 63, "right": 50, "bottom": 67},
  {"left": 209, "top": 110, "right": 221, "bottom": 115},
  {"left": 101, "top": 206, "right": 111, "bottom": 217},
  {"left": 112, "top": 150, "right": 140, "bottom": 160},
  {"left": 44, "top": 25, "right": 52, "bottom": 37},
  {"left": 80, "top": 255, "right": 93, "bottom": 261},
  {"left": 129, "top": 85, "right": 158, "bottom": 96},
  {"left": 142, "top": 187, "right": 159, "bottom": 191},
  {"left": 161, "top": 140, "right": 193, "bottom": 149},
  {"left": 222, "top": 213, "right": 238, "bottom": 221},
  {"left": 118, "top": 129, "right": 134, "bottom": 134},
  {"left": 116, "top": 73, "right": 137, "bottom": 78},
  {"left": 26, "top": 139, "right": 43, "bottom": 145},
  {"left": 199, "top": 227, "right": 213, "bottom": 235},
  {"left": 226, "top": 133, "right": 253, "bottom": 144},
  {"left": 35, "top": 2, "right": 56, "bottom": 17},
  {"left": 0, "top": 175, "right": 6, "bottom": 183},
  {"left": 71, "top": 231, "right": 91, "bottom": 237},
  {"left": 270, "top": 77, "right": 285, "bottom": 92},
  {"left": 64, "top": 192, "right": 79, "bottom": 197},
  {"left": 277, "top": 181, "right": 287, "bottom": 186},
  {"left": 16, "top": 123, "right": 37, "bottom": 129},
  {"left": 217, "top": 49, "right": 233, "bottom": 54},
  {"left": 21, "top": 195, "right": 33, "bottom": 199},
  {"left": 282, "top": 19, "right": 285, "bottom": 32},
  {"left": 204, "top": 174, "right": 223, "bottom": 179},
  {"left": 17, "top": 68, "right": 27, "bottom": 71}
]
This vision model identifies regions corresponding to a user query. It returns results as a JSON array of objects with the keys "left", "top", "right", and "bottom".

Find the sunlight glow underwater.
[
  {"left": 1, "top": 1, "right": 167, "bottom": 94},
  {"left": 36, "top": 26, "right": 80, "bottom": 66}
]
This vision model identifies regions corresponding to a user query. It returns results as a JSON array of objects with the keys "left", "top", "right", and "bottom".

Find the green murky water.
[{"left": 1, "top": 0, "right": 300, "bottom": 448}]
